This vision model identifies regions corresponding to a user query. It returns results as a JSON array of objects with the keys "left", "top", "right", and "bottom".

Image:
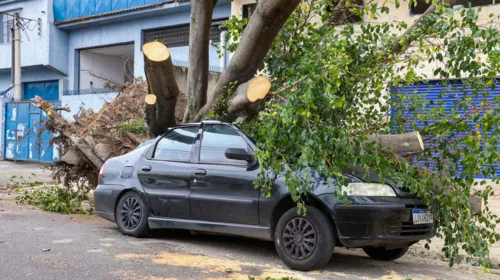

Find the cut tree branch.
[
  {"left": 143, "top": 41, "right": 180, "bottom": 137},
  {"left": 183, "top": 0, "right": 218, "bottom": 123},
  {"left": 54, "top": 107, "right": 71, "bottom": 112},
  {"left": 227, "top": 76, "right": 271, "bottom": 116},
  {"left": 364, "top": 132, "right": 424, "bottom": 154},
  {"left": 192, "top": 0, "right": 301, "bottom": 122},
  {"left": 391, "top": 0, "right": 455, "bottom": 54}
]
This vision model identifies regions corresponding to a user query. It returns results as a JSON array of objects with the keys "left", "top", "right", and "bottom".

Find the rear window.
[{"left": 153, "top": 126, "right": 198, "bottom": 162}]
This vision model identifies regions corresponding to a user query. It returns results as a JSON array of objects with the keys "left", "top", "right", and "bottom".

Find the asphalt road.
[{"left": 0, "top": 194, "right": 499, "bottom": 280}]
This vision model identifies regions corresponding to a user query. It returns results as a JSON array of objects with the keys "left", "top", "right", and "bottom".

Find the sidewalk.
[{"left": 0, "top": 161, "right": 54, "bottom": 188}]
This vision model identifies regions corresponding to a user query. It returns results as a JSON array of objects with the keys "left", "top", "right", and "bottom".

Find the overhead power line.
[
  {"left": 0, "top": 11, "right": 37, "bottom": 22},
  {"left": 0, "top": 12, "right": 40, "bottom": 40}
]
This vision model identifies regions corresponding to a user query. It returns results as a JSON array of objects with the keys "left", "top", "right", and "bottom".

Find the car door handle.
[
  {"left": 141, "top": 165, "right": 152, "bottom": 172},
  {"left": 194, "top": 169, "right": 206, "bottom": 176}
]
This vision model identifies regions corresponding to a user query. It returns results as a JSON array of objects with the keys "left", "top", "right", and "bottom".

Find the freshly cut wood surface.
[
  {"left": 143, "top": 41, "right": 170, "bottom": 62},
  {"left": 228, "top": 76, "right": 271, "bottom": 114}
]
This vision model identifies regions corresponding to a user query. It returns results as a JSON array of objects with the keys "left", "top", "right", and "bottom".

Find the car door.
[
  {"left": 189, "top": 123, "right": 260, "bottom": 225},
  {"left": 137, "top": 125, "right": 199, "bottom": 219}
]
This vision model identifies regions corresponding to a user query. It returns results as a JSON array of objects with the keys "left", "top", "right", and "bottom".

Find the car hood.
[{"left": 344, "top": 166, "right": 416, "bottom": 198}]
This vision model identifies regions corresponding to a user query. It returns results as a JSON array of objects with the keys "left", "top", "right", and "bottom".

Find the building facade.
[{"left": 0, "top": 0, "right": 233, "bottom": 162}]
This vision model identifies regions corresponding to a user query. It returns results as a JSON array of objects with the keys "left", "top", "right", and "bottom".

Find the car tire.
[
  {"left": 362, "top": 246, "right": 409, "bottom": 261},
  {"left": 115, "top": 191, "right": 150, "bottom": 237},
  {"left": 274, "top": 206, "right": 335, "bottom": 271}
]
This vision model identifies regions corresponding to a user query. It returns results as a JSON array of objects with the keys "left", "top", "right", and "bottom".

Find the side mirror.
[{"left": 225, "top": 148, "right": 254, "bottom": 162}]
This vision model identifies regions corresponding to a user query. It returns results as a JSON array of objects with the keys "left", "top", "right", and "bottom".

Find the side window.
[
  {"left": 200, "top": 124, "right": 249, "bottom": 164},
  {"left": 153, "top": 126, "right": 198, "bottom": 161}
]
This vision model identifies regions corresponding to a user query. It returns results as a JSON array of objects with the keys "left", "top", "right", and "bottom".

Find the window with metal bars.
[
  {"left": 143, "top": 22, "right": 225, "bottom": 48},
  {"left": 242, "top": 4, "right": 257, "bottom": 19}
]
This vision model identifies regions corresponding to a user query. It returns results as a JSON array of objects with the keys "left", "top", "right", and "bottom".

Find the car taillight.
[{"left": 99, "top": 163, "right": 106, "bottom": 179}]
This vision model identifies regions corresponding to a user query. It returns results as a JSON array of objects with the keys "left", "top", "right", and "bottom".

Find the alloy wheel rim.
[
  {"left": 282, "top": 217, "right": 317, "bottom": 260},
  {"left": 120, "top": 197, "right": 141, "bottom": 230}
]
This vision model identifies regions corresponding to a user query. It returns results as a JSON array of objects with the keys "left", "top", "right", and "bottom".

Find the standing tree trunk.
[
  {"left": 193, "top": 0, "right": 301, "bottom": 122},
  {"left": 143, "top": 41, "right": 180, "bottom": 137},
  {"left": 183, "top": 0, "right": 218, "bottom": 123}
]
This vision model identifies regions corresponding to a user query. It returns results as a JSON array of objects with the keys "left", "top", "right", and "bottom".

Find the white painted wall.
[
  {"left": 66, "top": 4, "right": 230, "bottom": 91},
  {"left": 61, "top": 92, "right": 118, "bottom": 121},
  {"left": 79, "top": 51, "right": 125, "bottom": 90},
  {"left": 231, "top": 0, "right": 256, "bottom": 18},
  {"left": 0, "top": 0, "right": 51, "bottom": 70}
]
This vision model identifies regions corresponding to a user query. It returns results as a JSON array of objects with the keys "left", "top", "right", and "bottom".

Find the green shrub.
[
  {"left": 16, "top": 187, "right": 93, "bottom": 214},
  {"left": 118, "top": 119, "right": 147, "bottom": 135},
  {"left": 8, "top": 174, "right": 43, "bottom": 189}
]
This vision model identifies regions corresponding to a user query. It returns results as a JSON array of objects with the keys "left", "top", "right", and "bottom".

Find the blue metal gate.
[{"left": 4, "top": 101, "right": 60, "bottom": 162}]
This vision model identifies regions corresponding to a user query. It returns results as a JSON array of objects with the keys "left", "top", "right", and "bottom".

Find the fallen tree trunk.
[
  {"left": 33, "top": 96, "right": 104, "bottom": 169},
  {"left": 143, "top": 41, "right": 179, "bottom": 137},
  {"left": 364, "top": 131, "right": 424, "bottom": 154},
  {"left": 390, "top": 153, "right": 485, "bottom": 214},
  {"left": 425, "top": 170, "right": 485, "bottom": 214},
  {"left": 192, "top": 0, "right": 301, "bottom": 122},
  {"left": 227, "top": 76, "right": 271, "bottom": 115}
]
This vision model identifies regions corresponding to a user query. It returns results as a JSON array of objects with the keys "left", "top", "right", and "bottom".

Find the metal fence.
[
  {"left": 143, "top": 23, "right": 224, "bottom": 48},
  {"left": 62, "top": 88, "right": 118, "bottom": 96}
]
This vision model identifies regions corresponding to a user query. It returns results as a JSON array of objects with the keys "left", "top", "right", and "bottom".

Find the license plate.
[{"left": 412, "top": 209, "right": 433, "bottom": 225}]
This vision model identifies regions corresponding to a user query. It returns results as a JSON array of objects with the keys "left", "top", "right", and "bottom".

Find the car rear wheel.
[
  {"left": 116, "top": 191, "right": 150, "bottom": 237},
  {"left": 274, "top": 206, "right": 335, "bottom": 271},
  {"left": 362, "top": 246, "right": 409, "bottom": 261}
]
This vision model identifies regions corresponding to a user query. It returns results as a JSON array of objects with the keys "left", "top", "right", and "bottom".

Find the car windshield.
[{"left": 232, "top": 124, "right": 257, "bottom": 145}]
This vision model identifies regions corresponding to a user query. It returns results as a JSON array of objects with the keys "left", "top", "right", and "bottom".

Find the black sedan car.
[{"left": 94, "top": 120, "right": 435, "bottom": 271}]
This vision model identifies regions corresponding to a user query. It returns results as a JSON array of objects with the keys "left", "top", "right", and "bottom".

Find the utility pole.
[{"left": 13, "top": 12, "right": 21, "bottom": 101}]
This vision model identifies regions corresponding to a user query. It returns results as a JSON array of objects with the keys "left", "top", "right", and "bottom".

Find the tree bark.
[
  {"left": 469, "top": 194, "right": 485, "bottom": 214},
  {"left": 143, "top": 41, "right": 179, "bottom": 137},
  {"left": 33, "top": 96, "right": 104, "bottom": 169},
  {"left": 227, "top": 76, "right": 271, "bottom": 115},
  {"left": 183, "top": 0, "right": 218, "bottom": 123},
  {"left": 192, "top": 0, "right": 301, "bottom": 122},
  {"left": 364, "top": 132, "right": 424, "bottom": 154}
]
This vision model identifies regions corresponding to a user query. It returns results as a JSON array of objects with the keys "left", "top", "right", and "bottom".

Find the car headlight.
[{"left": 341, "top": 183, "right": 397, "bottom": 197}]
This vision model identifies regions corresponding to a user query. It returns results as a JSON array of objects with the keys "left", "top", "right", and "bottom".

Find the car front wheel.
[
  {"left": 362, "top": 246, "right": 409, "bottom": 261},
  {"left": 115, "top": 191, "right": 150, "bottom": 237},
  {"left": 274, "top": 206, "right": 335, "bottom": 271}
]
